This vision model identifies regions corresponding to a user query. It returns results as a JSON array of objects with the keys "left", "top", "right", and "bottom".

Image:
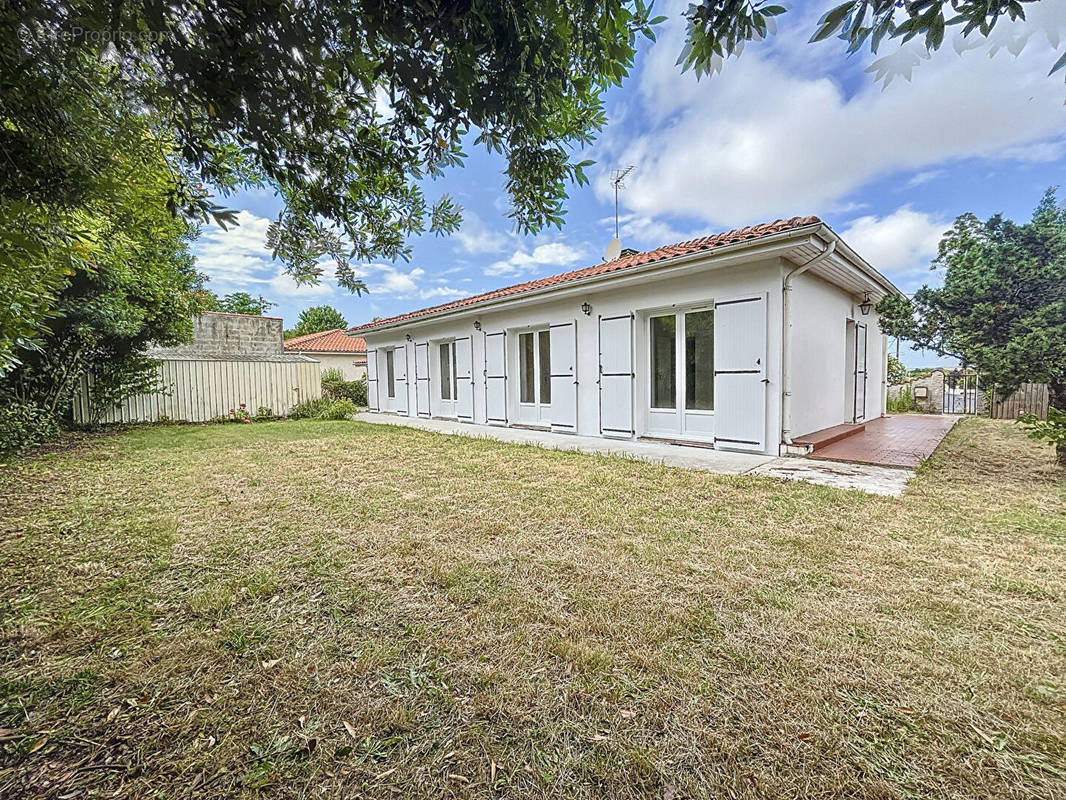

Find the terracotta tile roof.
[
  {"left": 283, "top": 328, "right": 367, "bottom": 353},
  {"left": 348, "top": 216, "right": 821, "bottom": 333}
]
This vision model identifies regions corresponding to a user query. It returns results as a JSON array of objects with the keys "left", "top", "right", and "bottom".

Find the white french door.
[
  {"left": 645, "top": 306, "right": 716, "bottom": 441},
  {"left": 517, "top": 328, "right": 551, "bottom": 426}
]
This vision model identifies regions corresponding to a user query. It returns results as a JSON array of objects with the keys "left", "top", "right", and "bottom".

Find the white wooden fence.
[{"left": 73, "top": 356, "right": 321, "bottom": 424}]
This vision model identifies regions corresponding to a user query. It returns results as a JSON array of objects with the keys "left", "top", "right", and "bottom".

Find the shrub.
[
  {"left": 226, "top": 403, "right": 254, "bottom": 423},
  {"left": 0, "top": 402, "right": 61, "bottom": 459},
  {"left": 887, "top": 354, "right": 909, "bottom": 385},
  {"left": 321, "top": 368, "right": 367, "bottom": 406},
  {"left": 1018, "top": 407, "right": 1066, "bottom": 465},
  {"left": 290, "top": 397, "right": 357, "bottom": 421},
  {"left": 886, "top": 385, "right": 918, "bottom": 414}
]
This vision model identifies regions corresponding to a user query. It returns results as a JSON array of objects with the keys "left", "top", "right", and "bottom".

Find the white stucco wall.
[
  {"left": 295, "top": 352, "right": 367, "bottom": 381},
  {"left": 365, "top": 256, "right": 786, "bottom": 455},
  {"left": 788, "top": 271, "right": 887, "bottom": 437}
]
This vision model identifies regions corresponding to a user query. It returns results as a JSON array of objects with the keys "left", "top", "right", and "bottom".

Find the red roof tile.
[
  {"left": 284, "top": 329, "right": 367, "bottom": 353},
  {"left": 348, "top": 216, "right": 821, "bottom": 333}
]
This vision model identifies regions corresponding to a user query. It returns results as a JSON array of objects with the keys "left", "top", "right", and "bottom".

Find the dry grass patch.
[{"left": 0, "top": 417, "right": 1064, "bottom": 798}]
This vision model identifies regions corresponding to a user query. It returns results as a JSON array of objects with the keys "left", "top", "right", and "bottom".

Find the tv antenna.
[{"left": 610, "top": 165, "right": 636, "bottom": 238}]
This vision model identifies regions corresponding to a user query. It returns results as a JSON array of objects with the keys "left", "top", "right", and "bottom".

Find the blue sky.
[{"left": 193, "top": 1, "right": 1066, "bottom": 368}]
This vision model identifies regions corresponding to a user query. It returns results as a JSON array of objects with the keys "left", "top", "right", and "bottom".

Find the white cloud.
[
  {"left": 485, "top": 241, "right": 586, "bottom": 277},
  {"left": 597, "top": 212, "right": 700, "bottom": 250},
  {"left": 905, "top": 170, "right": 944, "bottom": 188},
  {"left": 453, "top": 212, "right": 510, "bottom": 254},
  {"left": 193, "top": 210, "right": 275, "bottom": 285},
  {"left": 194, "top": 210, "right": 343, "bottom": 301},
  {"left": 841, "top": 206, "right": 950, "bottom": 289},
  {"left": 594, "top": 2, "right": 1066, "bottom": 227},
  {"left": 266, "top": 272, "right": 335, "bottom": 299}
]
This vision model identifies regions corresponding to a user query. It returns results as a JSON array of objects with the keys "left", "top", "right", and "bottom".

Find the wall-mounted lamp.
[
  {"left": 581, "top": 301, "right": 592, "bottom": 316},
  {"left": 859, "top": 292, "right": 873, "bottom": 316},
  {"left": 405, "top": 333, "right": 412, "bottom": 342},
  {"left": 473, "top": 320, "right": 482, "bottom": 331}
]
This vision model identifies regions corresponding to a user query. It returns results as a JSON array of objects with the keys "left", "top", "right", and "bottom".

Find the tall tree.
[
  {"left": 4, "top": 2, "right": 1053, "bottom": 291},
  {"left": 2, "top": 1, "right": 1056, "bottom": 376},
  {"left": 205, "top": 292, "right": 276, "bottom": 316},
  {"left": 287, "top": 306, "right": 349, "bottom": 339},
  {"left": 881, "top": 188, "right": 1066, "bottom": 462},
  {"left": 2, "top": 137, "right": 205, "bottom": 427}
]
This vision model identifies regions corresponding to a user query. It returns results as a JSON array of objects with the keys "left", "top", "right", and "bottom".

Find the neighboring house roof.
[
  {"left": 284, "top": 329, "right": 367, "bottom": 354},
  {"left": 347, "top": 215, "right": 899, "bottom": 336}
]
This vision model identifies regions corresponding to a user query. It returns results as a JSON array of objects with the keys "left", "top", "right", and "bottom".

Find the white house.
[{"left": 348, "top": 217, "right": 900, "bottom": 457}]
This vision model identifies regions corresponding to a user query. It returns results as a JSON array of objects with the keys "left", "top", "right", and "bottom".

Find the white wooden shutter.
[
  {"left": 393, "top": 344, "right": 409, "bottom": 415},
  {"left": 414, "top": 342, "right": 430, "bottom": 418},
  {"left": 549, "top": 321, "right": 577, "bottom": 432},
  {"left": 854, "top": 322, "right": 867, "bottom": 422},
  {"left": 713, "top": 294, "right": 767, "bottom": 452},
  {"left": 455, "top": 336, "right": 474, "bottom": 420},
  {"left": 366, "top": 348, "right": 379, "bottom": 411},
  {"left": 598, "top": 314, "right": 634, "bottom": 437},
  {"left": 484, "top": 331, "right": 507, "bottom": 425}
]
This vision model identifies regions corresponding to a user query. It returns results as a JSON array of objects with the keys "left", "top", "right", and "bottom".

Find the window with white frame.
[
  {"left": 518, "top": 329, "right": 551, "bottom": 405},
  {"left": 438, "top": 341, "right": 458, "bottom": 401}
]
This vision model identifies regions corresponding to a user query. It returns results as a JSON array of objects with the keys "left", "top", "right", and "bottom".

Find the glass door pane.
[
  {"left": 519, "top": 332, "right": 535, "bottom": 403},
  {"left": 650, "top": 315, "right": 676, "bottom": 409},
  {"left": 537, "top": 330, "right": 551, "bottom": 404},
  {"left": 685, "top": 309, "right": 714, "bottom": 410},
  {"left": 439, "top": 342, "right": 452, "bottom": 400}
]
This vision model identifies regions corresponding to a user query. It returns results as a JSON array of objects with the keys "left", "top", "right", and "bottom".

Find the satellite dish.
[{"left": 604, "top": 237, "right": 622, "bottom": 262}]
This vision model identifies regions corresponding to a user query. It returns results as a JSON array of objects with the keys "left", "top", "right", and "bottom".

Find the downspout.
[{"left": 781, "top": 240, "right": 836, "bottom": 446}]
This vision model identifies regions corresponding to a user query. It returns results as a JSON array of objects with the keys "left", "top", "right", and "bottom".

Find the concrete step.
[{"left": 787, "top": 423, "right": 866, "bottom": 456}]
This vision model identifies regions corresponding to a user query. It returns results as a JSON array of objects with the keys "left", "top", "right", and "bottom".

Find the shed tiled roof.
[
  {"left": 284, "top": 328, "right": 367, "bottom": 353},
  {"left": 348, "top": 216, "right": 821, "bottom": 333}
]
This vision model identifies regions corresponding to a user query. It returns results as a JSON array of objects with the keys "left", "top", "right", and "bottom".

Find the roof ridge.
[
  {"left": 284, "top": 328, "right": 366, "bottom": 353},
  {"left": 284, "top": 327, "right": 344, "bottom": 345},
  {"left": 348, "top": 216, "right": 822, "bottom": 334}
]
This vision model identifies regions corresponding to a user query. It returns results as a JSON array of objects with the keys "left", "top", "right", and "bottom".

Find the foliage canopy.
[
  {"left": 879, "top": 188, "right": 1066, "bottom": 461},
  {"left": 286, "top": 306, "right": 349, "bottom": 339}
]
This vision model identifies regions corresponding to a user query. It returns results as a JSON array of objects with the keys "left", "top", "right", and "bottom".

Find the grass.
[{"left": 0, "top": 417, "right": 1064, "bottom": 798}]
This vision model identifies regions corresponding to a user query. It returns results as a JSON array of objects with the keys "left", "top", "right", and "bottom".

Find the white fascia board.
[{"left": 815, "top": 224, "right": 904, "bottom": 298}]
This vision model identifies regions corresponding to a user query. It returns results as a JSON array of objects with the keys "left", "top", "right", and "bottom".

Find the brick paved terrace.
[{"left": 808, "top": 414, "right": 960, "bottom": 468}]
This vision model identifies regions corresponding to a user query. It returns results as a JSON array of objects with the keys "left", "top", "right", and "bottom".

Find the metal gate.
[{"left": 943, "top": 370, "right": 981, "bottom": 415}]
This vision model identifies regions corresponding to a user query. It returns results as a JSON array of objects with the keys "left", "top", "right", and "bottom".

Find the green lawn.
[{"left": 1, "top": 418, "right": 1064, "bottom": 798}]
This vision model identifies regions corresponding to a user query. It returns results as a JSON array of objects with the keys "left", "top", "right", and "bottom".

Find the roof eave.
[
  {"left": 349, "top": 222, "right": 826, "bottom": 336},
  {"left": 815, "top": 223, "right": 903, "bottom": 298}
]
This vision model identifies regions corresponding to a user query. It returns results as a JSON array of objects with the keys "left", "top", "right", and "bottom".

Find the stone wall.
[
  {"left": 152, "top": 312, "right": 284, "bottom": 357},
  {"left": 888, "top": 368, "right": 986, "bottom": 414}
]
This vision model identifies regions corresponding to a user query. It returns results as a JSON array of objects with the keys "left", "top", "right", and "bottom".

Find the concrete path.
[
  {"left": 353, "top": 413, "right": 915, "bottom": 496},
  {"left": 354, "top": 413, "right": 773, "bottom": 474},
  {"left": 749, "top": 458, "right": 913, "bottom": 497}
]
